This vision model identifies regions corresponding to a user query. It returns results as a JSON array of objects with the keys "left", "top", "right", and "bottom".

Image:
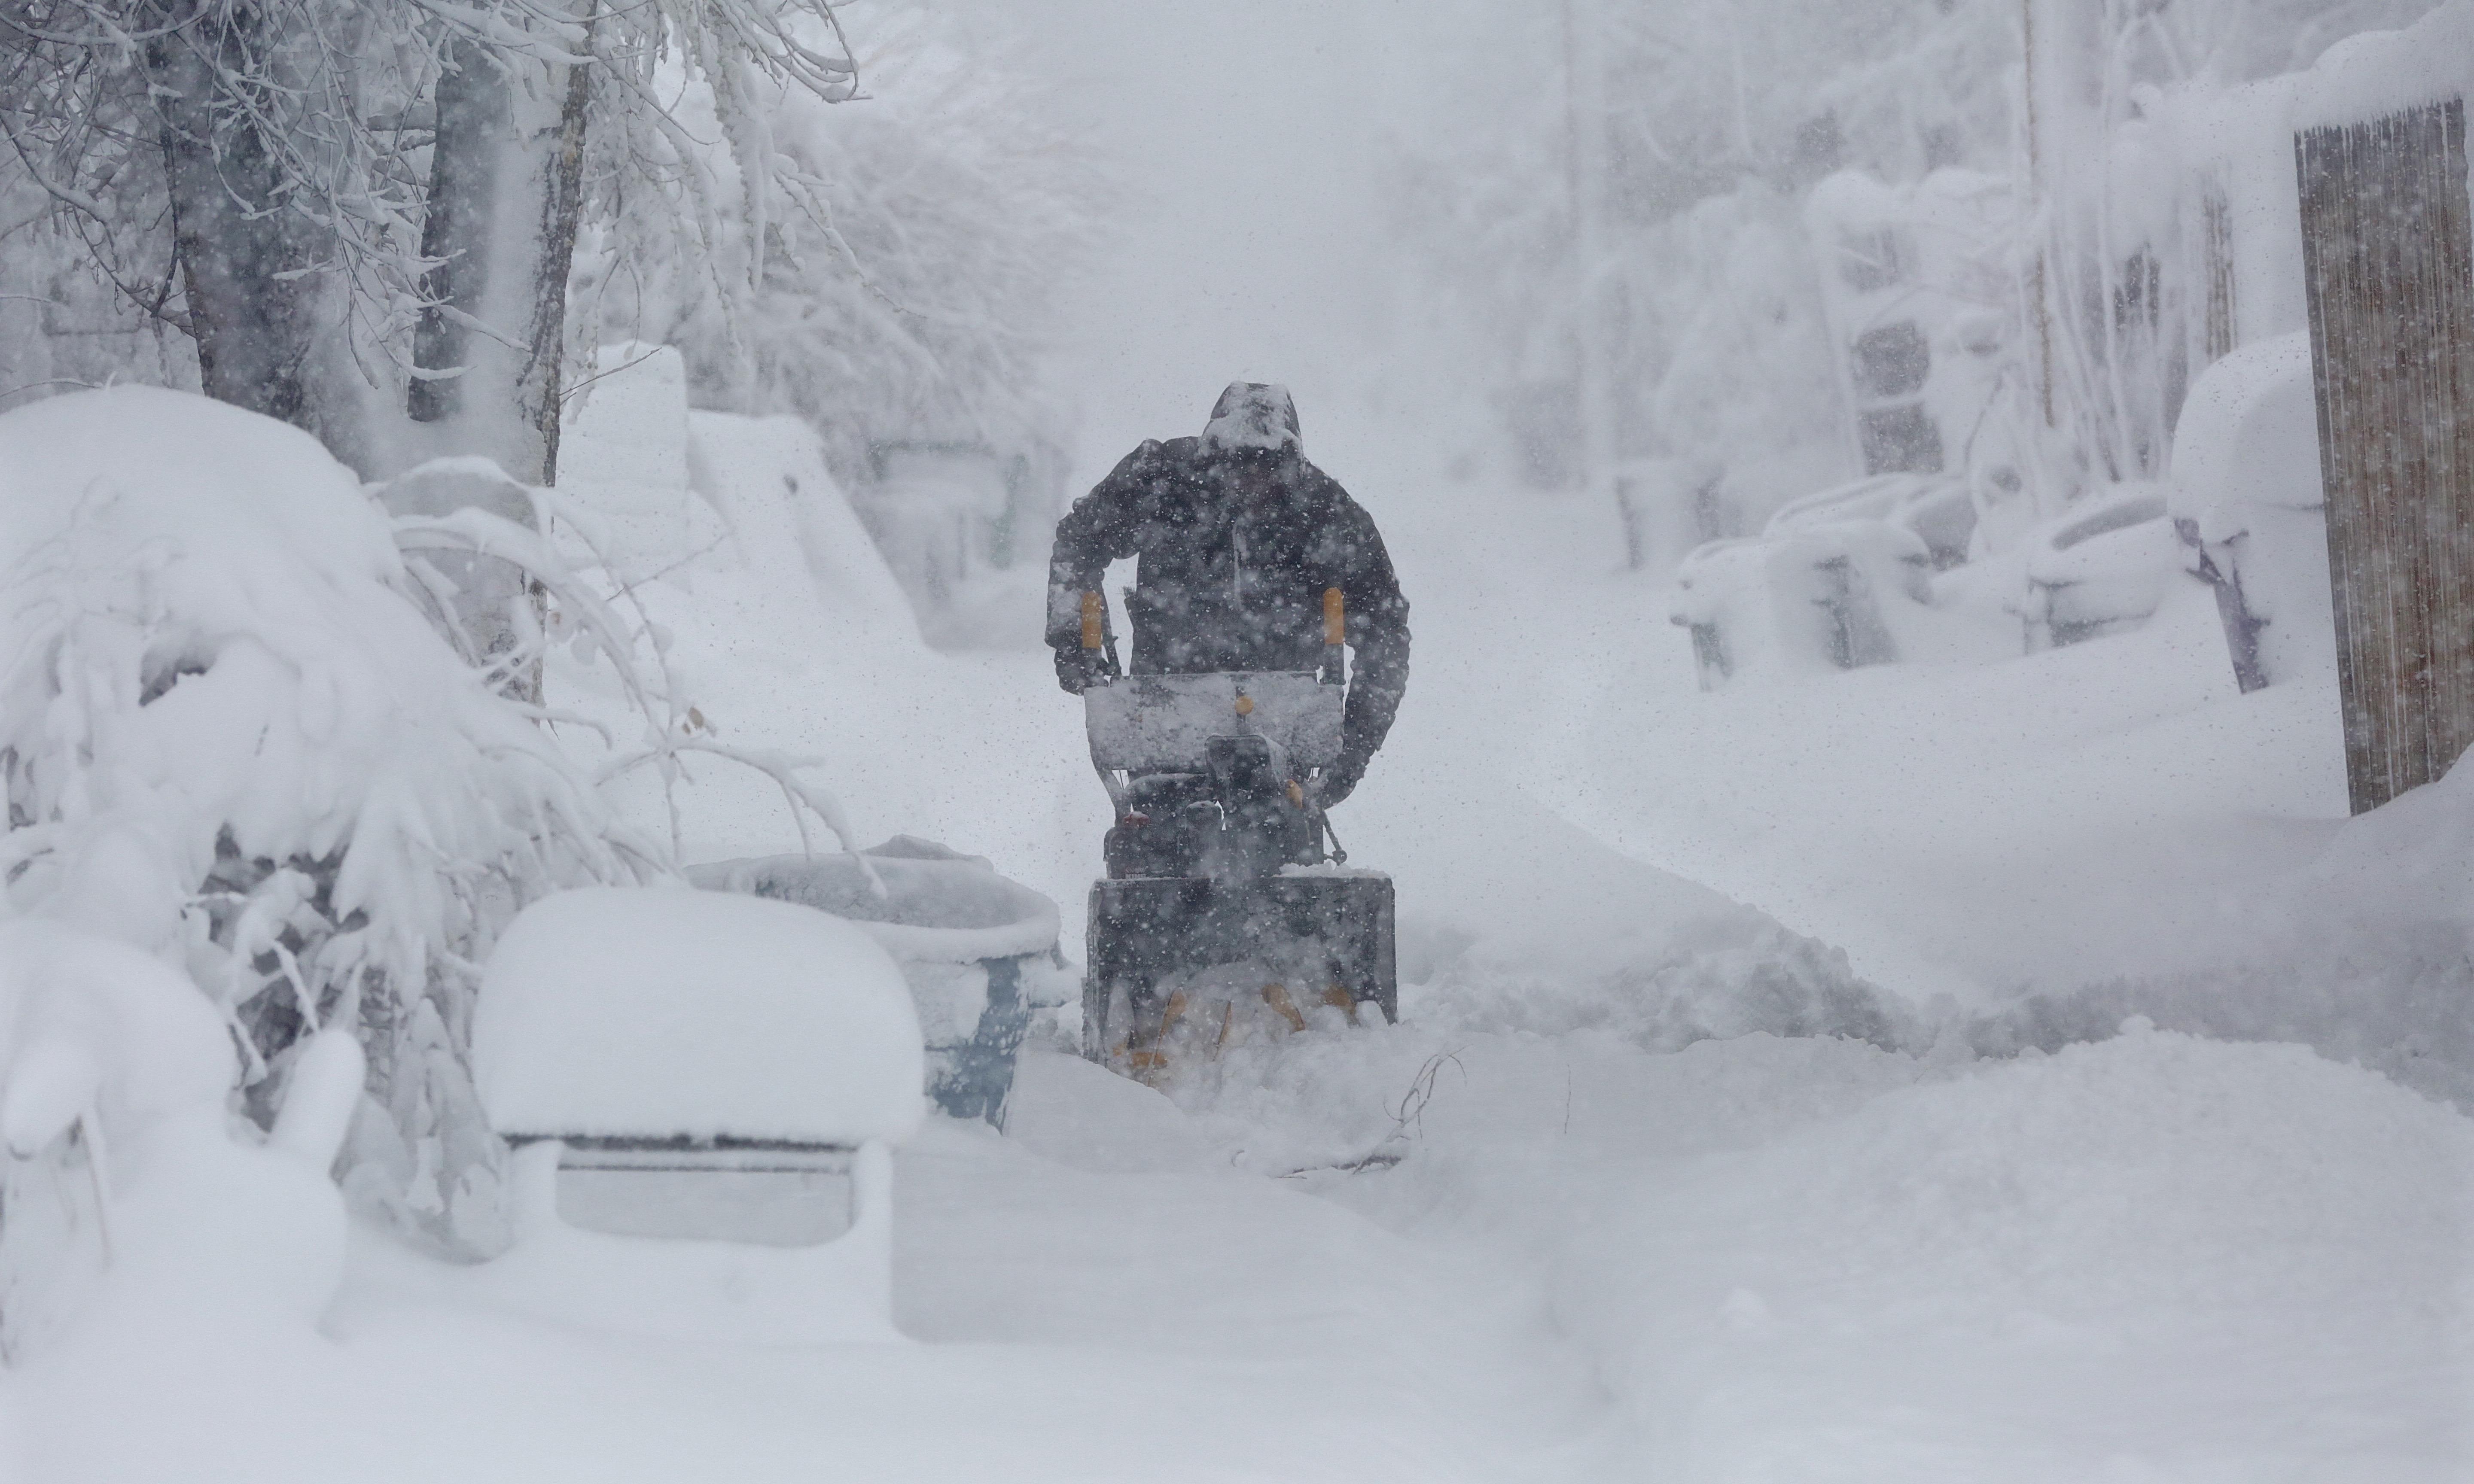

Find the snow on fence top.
[
  {"left": 2286, "top": 1, "right": 2474, "bottom": 133},
  {"left": 473, "top": 888, "right": 923, "bottom": 1146}
]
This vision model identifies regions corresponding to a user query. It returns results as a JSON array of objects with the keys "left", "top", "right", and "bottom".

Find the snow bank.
[
  {"left": 1530, "top": 1030, "right": 2474, "bottom": 1481},
  {"left": 554, "top": 339, "right": 688, "bottom": 524},
  {"left": 547, "top": 371, "right": 931, "bottom": 864},
  {"left": 679, "top": 407, "right": 922, "bottom": 659},
  {"left": 474, "top": 887, "right": 923, "bottom": 1146},
  {"left": 1977, "top": 737, "right": 2474, "bottom": 1107}
]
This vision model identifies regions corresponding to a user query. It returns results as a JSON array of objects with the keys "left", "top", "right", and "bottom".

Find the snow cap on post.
[{"left": 1200, "top": 382, "right": 1302, "bottom": 460}]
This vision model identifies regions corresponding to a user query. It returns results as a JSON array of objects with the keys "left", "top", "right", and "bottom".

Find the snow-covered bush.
[
  {"left": 0, "top": 386, "right": 666, "bottom": 1252},
  {"left": 0, "top": 918, "right": 362, "bottom": 1361}
]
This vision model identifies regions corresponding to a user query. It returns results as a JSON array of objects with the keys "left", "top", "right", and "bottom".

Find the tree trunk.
[
  {"left": 142, "top": 3, "right": 314, "bottom": 427},
  {"left": 408, "top": 23, "right": 595, "bottom": 487}
]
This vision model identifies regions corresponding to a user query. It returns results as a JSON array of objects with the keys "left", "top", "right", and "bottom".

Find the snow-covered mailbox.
[
  {"left": 692, "top": 839, "right": 1063, "bottom": 1129},
  {"left": 2169, "top": 333, "right": 2332, "bottom": 693},
  {"left": 472, "top": 887, "right": 922, "bottom": 1343}
]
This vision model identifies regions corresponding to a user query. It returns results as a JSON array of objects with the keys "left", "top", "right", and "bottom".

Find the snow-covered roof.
[{"left": 473, "top": 888, "right": 923, "bottom": 1146}]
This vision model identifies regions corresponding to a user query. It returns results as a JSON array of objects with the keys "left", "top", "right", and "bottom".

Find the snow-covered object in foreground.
[
  {"left": 0, "top": 921, "right": 353, "bottom": 1360},
  {"left": 474, "top": 887, "right": 922, "bottom": 1144},
  {"left": 2169, "top": 333, "right": 2332, "bottom": 690},
  {"left": 0, "top": 386, "right": 651, "bottom": 1250},
  {"left": 471, "top": 887, "right": 921, "bottom": 1344}
]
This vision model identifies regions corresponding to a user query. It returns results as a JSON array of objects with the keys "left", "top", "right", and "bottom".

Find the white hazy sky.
[{"left": 934, "top": 0, "right": 1484, "bottom": 492}]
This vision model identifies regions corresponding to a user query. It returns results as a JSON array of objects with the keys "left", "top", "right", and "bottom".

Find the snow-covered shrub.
[
  {"left": 0, "top": 386, "right": 665, "bottom": 1252},
  {"left": 0, "top": 919, "right": 360, "bottom": 1360}
]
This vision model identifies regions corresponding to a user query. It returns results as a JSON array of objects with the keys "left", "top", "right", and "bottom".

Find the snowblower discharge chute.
[{"left": 1078, "top": 586, "right": 1396, "bottom": 1083}]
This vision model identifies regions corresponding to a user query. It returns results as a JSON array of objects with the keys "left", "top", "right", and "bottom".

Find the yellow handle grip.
[
  {"left": 1322, "top": 587, "right": 1345, "bottom": 645},
  {"left": 1081, "top": 591, "right": 1105, "bottom": 651}
]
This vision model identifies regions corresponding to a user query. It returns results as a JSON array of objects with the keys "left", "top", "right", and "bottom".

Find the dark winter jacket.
[{"left": 1046, "top": 438, "right": 1410, "bottom": 803}]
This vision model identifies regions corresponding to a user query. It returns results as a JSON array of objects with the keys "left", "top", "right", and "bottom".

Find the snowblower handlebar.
[
  {"left": 1322, "top": 587, "right": 1347, "bottom": 687},
  {"left": 1075, "top": 589, "right": 1123, "bottom": 690}
]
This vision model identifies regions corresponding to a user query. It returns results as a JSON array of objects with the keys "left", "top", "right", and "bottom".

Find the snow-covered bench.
[{"left": 472, "top": 887, "right": 922, "bottom": 1342}]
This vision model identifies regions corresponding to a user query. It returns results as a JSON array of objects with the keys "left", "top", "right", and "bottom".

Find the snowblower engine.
[{"left": 1078, "top": 589, "right": 1397, "bottom": 1083}]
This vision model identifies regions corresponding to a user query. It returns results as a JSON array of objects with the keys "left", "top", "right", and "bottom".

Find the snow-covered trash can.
[
  {"left": 471, "top": 887, "right": 922, "bottom": 1344},
  {"left": 2169, "top": 333, "right": 2333, "bottom": 691},
  {"left": 691, "top": 839, "right": 1064, "bottom": 1129}
]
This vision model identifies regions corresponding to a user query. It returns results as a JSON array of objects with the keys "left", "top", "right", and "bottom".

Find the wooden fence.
[{"left": 2296, "top": 97, "right": 2474, "bottom": 814}]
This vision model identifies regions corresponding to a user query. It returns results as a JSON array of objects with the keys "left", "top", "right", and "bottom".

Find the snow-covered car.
[
  {"left": 2021, "top": 484, "right": 2179, "bottom": 649},
  {"left": 1764, "top": 472, "right": 1978, "bottom": 570}
]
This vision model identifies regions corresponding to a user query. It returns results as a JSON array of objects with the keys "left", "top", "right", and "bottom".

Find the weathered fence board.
[
  {"left": 2296, "top": 97, "right": 2474, "bottom": 814},
  {"left": 2198, "top": 184, "right": 2238, "bottom": 367}
]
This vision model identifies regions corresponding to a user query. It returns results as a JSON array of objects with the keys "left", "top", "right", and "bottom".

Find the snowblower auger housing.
[{"left": 1078, "top": 651, "right": 1398, "bottom": 1078}]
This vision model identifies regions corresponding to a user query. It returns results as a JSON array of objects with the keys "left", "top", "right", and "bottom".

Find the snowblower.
[{"left": 1076, "top": 587, "right": 1396, "bottom": 1083}]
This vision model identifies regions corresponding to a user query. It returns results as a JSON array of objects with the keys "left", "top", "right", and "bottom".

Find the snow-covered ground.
[
  {"left": 70, "top": 377, "right": 2474, "bottom": 1484},
  {"left": 5, "top": 359, "right": 2470, "bottom": 1481}
]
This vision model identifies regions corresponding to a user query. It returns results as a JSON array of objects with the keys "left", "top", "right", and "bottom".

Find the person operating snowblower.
[{"left": 1050, "top": 382, "right": 1410, "bottom": 1083}]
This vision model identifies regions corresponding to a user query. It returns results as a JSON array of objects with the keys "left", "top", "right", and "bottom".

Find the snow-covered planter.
[
  {"left": 470, "top": 887, "right": 921, "bottom": 1343},
  {"left": 2168, "top": 333, "right": 2332, "bottom": 690},
  {"left": 0, "top": 387, "right": 662, "bottom": 1253},
  {"left": 692, "top": 838, "right": 1066, "bottom": 1128}
]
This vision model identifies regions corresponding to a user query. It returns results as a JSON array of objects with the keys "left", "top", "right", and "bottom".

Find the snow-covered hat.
[{"left": 1199, "top": 382, "right": 1302, "bottom": 459}]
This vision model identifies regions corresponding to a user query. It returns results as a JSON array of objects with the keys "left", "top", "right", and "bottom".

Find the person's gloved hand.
[
  {"left": 1055, "top": 647, "right": 1117, "bottom": 694},
  {"left": 1309, "top": 754, "right": 1366, "bottom": 810}
]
